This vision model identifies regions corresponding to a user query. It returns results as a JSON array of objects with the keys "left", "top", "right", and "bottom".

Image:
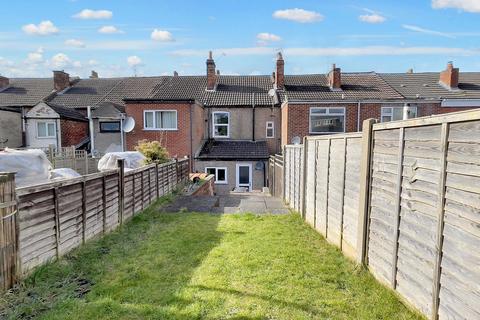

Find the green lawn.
[{"left": 0, "top": 197, "right": 422, "bottom": 319}]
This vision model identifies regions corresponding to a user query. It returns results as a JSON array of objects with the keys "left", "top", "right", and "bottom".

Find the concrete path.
[{"left": 160, "top": 193, "right": 290, "bottom": 214}]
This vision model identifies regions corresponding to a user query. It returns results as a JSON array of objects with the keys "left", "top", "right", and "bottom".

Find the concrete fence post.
[{"left": 117, "top": 159, "right": 125, "bottom": 225}]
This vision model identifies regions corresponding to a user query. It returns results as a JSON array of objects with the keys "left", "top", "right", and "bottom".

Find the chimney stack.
[
  {"left": 206, "top": 51, "right": 216, "bottom": 91},
  {"left": 439, "top": 61, "right": 459, "bottom": 90},
  {"left": 216, "top": 70, "right": 220, "bottom": 75},
  {"left": 173, "top": 71, "right": 179, "bottom": 77},
  {"left": 0, "top": 76, "right": 9, "bottom": 90},
  {"left": 275, "top": 52, "right": 284, "bottom": 90},
  {"left": 328, "top": 64, "right": 342, "bottom": 90},
  {"left": 53, "top": 70, "right": 70, "bottom": 91},
  {"left": 90, "top": 70, "right": 99, "bottom": 79},
  {"left": 407, "top": 68, "right": 413, "bottom": 74}
]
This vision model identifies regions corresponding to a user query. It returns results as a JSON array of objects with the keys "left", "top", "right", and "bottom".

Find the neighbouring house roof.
[
  {"left": 149, "top": 75, "right": 277, "bottom": 106},
  {"left": 380, "top": 72, "right": 480, "bottom": 100},
  {"left": 280, "top": 73, "right": 404, "bottom": 102},
  {"left": 197, "top": 140, "right": 270, "bottom": 160},
  {"left": 92, "top": 101, "right": 125, "bottom": 118},
  {"left": 0, "top": 78, "right": 55, "bottom": 108},
  {"left": 48, "top": 103, "right": 87, "bottom": 122}
]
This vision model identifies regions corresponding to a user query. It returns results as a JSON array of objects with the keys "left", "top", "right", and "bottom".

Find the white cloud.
[
  {"left": 151, "top": 29, "right": 174, "bottom": 42},
  {"left": 171, "top": 46, "right": 479, "bottom": 57},
  {"left": 273, "top": 8, "right": 323, "bottom": 23},
  {"left": 73, "top": 9, "right": 113, "bottom": 20},
  {"left": 88, "top": 59, "right": 99, "bottom": 66},
  {"left": 127, "top": 55, "right": 142, "bottom": 67},
  {"left": 65, "top": 39, "right": 86, "bottom": 48},
  {"left": 48, "top": 53, "right": 72, "bottom": 69},
  {"left": 22, "top": 20, "right": 59, "bottom": 36},
  {"left": 432, "top": 0, "right": 480, "bottom": 13},
  {"left": 359, "top": 13, "right": 386, "bottom": 23},
  {"left": 257, "top": 33, "right": 282, "bottom": 42},
  {"left": 0, "top": 56, "right": 14, "bottom": 67},
  {"left": 98, "top": 26, "right": 123, "bottom": 34},
  {"left": 25, "top": 47, "right": 44, "bottom": 64},
  {"left": 402, "top": 24, "right": 455, "bottom": 38}
]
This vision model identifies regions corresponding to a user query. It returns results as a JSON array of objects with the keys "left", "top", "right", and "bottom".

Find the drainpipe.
[
  {"left": 21, "top": 107, "right": 27, "bottom": 147},
  {"left": 189, "top": 104, "right": 194, "bottom": 171},
  {"left": 87, "top": 106, "right": 95, "bottom": 156},
  {"left": 357, "top": 101, "right": 361, "bottom": 132},
  {"left": 252, "top": 93, "right": 256, "bottom": 141},
  {"left": 120, "top": 115, "right": 125, "bottom": 152}
]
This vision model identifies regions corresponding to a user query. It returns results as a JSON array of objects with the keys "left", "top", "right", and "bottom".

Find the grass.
[{"left": 0, "top": 196, "right": 423, "bottom": 320}]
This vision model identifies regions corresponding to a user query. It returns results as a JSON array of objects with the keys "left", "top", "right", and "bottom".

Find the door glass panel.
[{"left": 239, "top": 166, "right": 250, "bottom": 184}]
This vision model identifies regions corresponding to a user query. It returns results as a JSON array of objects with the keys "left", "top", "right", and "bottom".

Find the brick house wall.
[
  {"left": 125, "top": 101, "right": 204, "bottom": 159},
  {"left": 60, "top": 119, "right": 88, "bottom": 147}
]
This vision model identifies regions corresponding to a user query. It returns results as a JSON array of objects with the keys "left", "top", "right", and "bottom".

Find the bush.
[{"left": 135, "top": 140, "right": 169, "bottom": 164}]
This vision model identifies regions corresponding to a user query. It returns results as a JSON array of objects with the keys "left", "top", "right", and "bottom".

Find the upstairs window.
[
  {"left": 37, "top": 121, "right": 56, "bottom": 138},
  {"left": 310, "top": 107, "right": 345, "bottom": 133},
  {"left": 205, "top": 167, "right": 228, "bottom": 184},
  {"left": 381, "top": 106, "right": 417, "bottom": 122},
  {"left": 266, "top": 121, "right": 274, "bottom": 138},
  {"left": 144, "top": 110, "right": 177, "bottom": 130},
  {"left": 213, "top": 111, "right": 230, "bottom": 138},
  {"left": 100, "top": 121, "right": 121, "bottom": 133}
]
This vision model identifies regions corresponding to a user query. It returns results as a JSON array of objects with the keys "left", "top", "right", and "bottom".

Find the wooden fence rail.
[
  {"left": 0, "top": 158, "right": 189, "bottom": 290},
  {"left": 280, "top": 109, "right": 480, "bottom": 320}
]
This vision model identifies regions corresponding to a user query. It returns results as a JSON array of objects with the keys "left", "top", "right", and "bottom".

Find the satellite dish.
[
  {"left": 268, "top": 89, "right": 276, "bottom": 97},
  {"left": 292, "top": 136, "right": 301, "bottom": 145},
  {"left": 255, "top": 162, "right": 264, "bottom": 170},
  {"left": 122, "top": 117, "right": 135, "bottom": 133}
]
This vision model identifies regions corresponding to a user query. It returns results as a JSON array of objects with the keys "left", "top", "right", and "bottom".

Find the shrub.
[{"left": 135, "top": 140, "right": 169, "bottom": 164}]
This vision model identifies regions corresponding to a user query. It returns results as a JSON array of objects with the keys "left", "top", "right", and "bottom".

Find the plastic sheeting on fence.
[
  {"left": 49, "top": 168, "right": 81, "bottom": 180},
  {"left": 97, "top": 152, "right": 146, "bottom": 172},
  {"left": 0, "top": 148, "right": 52, "bottom": 187}
]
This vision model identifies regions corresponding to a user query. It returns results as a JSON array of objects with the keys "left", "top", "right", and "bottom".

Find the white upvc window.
[
  {"left": 37, "top": 121, "right": 56, "bottom": 138},
  {"left": 205, "top": 167, "right": 228, "bottom": 184},
  {"left": 144, "top": 110, "right": 178, "bottom": 130},
  {"left": 381, "top": 105, "right": 418, "bottom": 122},
  {"left": 309, "top": 107, "right": 345, "bottom": 134},
  {"left": 266, "top": 121, "right": 274, "bottom": 138},
  {"left": 212, "top": 111, "right": 230, "bottom": 138}
]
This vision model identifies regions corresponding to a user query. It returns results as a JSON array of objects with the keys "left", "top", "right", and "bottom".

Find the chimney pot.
[
  {"left": 173, "top": 71, "right": 179, "bottom": 77},
  {"left": 53, "top": 70, "right": 70, "bottom": 91},
  {"left": 439, "top": 61, "right": 459, "bottom": 90},
  {"left": 407, "top": 68, "right": 413, "bottom": 74},
  {"left": 328, "top": 64, "right": 342, "bottom": 90},
  {"left": 275, "top": 52, "right": 284, "bottom": 90},
  {"left": 206, "top": 51, "right": 216, "bottom": 90},
  {"left": 90, "top": 70, "right": 99, "bottom": 79},
  {"left": 216, "top": 70, "right": 220, "bottom": 75},
  {"left": 0, "top": 76, "right": 9, "bottom": 90}
]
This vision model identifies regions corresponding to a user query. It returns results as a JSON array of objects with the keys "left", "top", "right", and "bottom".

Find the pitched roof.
[
  {"left": 0, "top": 78, "right": 54, "bottom": 108},
  {"left": 47, "top": 103, "right": 87, "bottom": 121},
  {"left": 280, "top": 73, "right": 404, "bottom": 101},
  {"left": 150, "top": 75, "right": 276, "bottom": 106},
  {"left": 197, "top": 140, "right": 270, "bottom": 160},
  {"left": 380, "top": 72, "right": 480, "bottom": 100}
]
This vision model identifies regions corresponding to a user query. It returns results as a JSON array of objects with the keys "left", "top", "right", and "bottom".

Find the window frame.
[
  {"left": 309, "top": 107, "right": 346, "bottom": 134},
  {"left": 205, "top": 167, "right": 228, "bottom": 184},
  {"left": 266, "top": 121, "right": 275, "bottom": 138},
  {"left": 212, "top": 111, "right": 230, "bottom": 138},
  {"left": 36, "top": 121, "right": 56, "bottom": 139},
  {"left": 143, "top": 110, "right": 178, "bottom": 131},
  {"left": 99, "top": 121, "right": 121, "bottom": 133},
  {"left": 380, "top": 105, "right": 418, "bottom": 123}
]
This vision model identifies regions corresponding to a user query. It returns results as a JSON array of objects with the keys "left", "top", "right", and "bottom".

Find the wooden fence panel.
[
  {"left": 342, "top": 137, "right": 362, "bottom": 257},
  {"left": 304, "top": 140, "right": 316, "bottom": 227},
  {"left": 438, "top": 120, "right": 480, "bottom": 320},
  {"left": 326, "top": 138, "right": 345, "bottom": 247},
  {"left": 0, "top": 174, "right": 18, "bottom": 291},
  {"left": 367, "top": 128, "right": 401, "bottom": 285}
]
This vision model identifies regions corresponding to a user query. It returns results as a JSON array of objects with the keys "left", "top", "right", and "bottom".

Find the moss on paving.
[{"left": 0, "top": 197, "right": 423, "bottom": 320}]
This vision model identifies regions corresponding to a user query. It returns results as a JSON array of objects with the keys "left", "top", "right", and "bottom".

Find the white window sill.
[
  {"left": 214, "top": 181, "right": 228, "bottom": 185},
  {"left": 143, "top": 128, "right": 178, "bottom": 131}
]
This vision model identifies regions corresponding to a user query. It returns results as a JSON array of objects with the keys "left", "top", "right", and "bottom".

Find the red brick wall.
[
  {"left": 281, "top": 103, "right": 359, "bottom": 145},
  {"left": 125, "top": 102, "right": 204, "bottom": 159},
  {"left": 61, "top": 120, "right": 88, "bottom": 147}
]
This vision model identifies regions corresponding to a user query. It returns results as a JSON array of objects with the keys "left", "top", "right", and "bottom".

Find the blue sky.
[{"left": 1, "top": 0, "right": 479, "bottom": 78}]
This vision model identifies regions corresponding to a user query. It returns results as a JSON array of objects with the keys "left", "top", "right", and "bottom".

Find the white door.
[{"left": 236, "top": 163, "right": 252, "bottom": 191}]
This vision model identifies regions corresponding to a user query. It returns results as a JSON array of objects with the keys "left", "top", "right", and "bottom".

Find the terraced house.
[{"left": 1, "top": 53, "right": 480, "bottom": 193}]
